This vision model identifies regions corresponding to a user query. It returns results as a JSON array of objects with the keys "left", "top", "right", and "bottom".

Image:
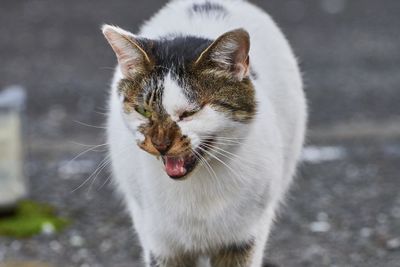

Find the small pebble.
[
  {"left": 360, "top": 227, "right": 372, "bottom": 238},
  {"left": 78, "top": 248, "right": 89, "bottom": 258},
  {"left": 49, "top": 240, "right": 62, "bottom": 252},
  {"left": 377, "top": 213, "right": 388, "bottom": 224},
  {"left": 70, "top": 234, "right": 85, "bottom": 247},
  {"left": 321, "top": 0, "right": 347, "bottom": 14},
  {"left": 309, "top": 221, "right": 331, "bottom": 233},
  {"left": 386, "top": 238, "right": 400, "bottom": 250},
  {"left": 100, "top": 240, "right": 112, "bottom": 252},
  {"left": 350, "top": 253, "right": 362, "bottom": 262},
  {"left": 377, "top": 248, "right": 388, "bottom": 258},
  {"left": 317, "top": 212, "right": 329, "bottom": 221},
  {"left": 303, "top": 244, "right": 325, "bottom": 259},
  {"left": 0, "top": 254, "right": 3, "bottom": 262},
  {"left": 42, "top": 222, "right": 56, "bottom": 235},
  {"left": 391, "top": 206, "right": 400, "bottom": 219},
  {"left": 11, "top": 240, "right": 21, "bottom": 251}
]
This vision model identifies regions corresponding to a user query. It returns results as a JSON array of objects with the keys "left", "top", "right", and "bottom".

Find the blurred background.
[{"left": 0, "top": 0, "right": 399, "bottom": 266}]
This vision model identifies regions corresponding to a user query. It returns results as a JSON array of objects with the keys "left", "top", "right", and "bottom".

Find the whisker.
[
  {"left": 71, "top": 155, "right": 111, "bottom": 193},
  {"left": 199, "top": 148, "right": 246, "bottom": 190},
  {"left": 96, "top": 106, "right": 112, "bottom": 112},
  {"left": 191, "top": 148, "right": 218, "bottom": 182},
  {"left": 201, "top": 143, "right": 255, "bottom": 165},
  {"left": 204, "top": 140, "right": 244, "bottom": 146},
  {"left": 201, "top": 144, "right": 239, "bottom": 163},
  {"left": 197, "top": 146, "right": 243, "bottom": 182},
  {"left": 73, "top": 120, "right": 128, "bottom": 134},
  {"left": 69, "top": 141, "right": 109, "bottom": 148},
  {"left": 98, "top": 173, "right": 113, "bottom": 190},
  {"left": 69, "top": 141, "right": 102, "bottom": 147},
  {"left": 71, "top": 144, "right": 133, "bottom": 194},
  {"left": 94, "top": 143, "right": 138, "bottom": 191},
  {"left": 64, "top": 143, "right": 108, "bottom": 169},
  {"left": 73, "top": 120, "right": 108, "bottom": 129},
  {"left": 87, "top": 156, "right": 112, "bottom": 194},
  {"left": 198, "top": 135, "right": 248, "bottom": 140},
  {"left": 94, "top": 111, "right": 109, "bottom": 116},
  {"left": 99, "top": 66, "right": 117, "bottom": 70}
]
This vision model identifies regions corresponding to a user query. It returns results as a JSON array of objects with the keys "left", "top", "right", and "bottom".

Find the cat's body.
[{"left": 104, "top": 1, "right": 306, "bottom": 266}]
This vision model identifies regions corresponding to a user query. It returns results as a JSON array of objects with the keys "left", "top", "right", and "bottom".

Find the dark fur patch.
[
  {"left": 263, "top": 260, "right": 280, "bottom": 267},
  {"left": 151, "top": 36, "right": 213, "bottom": 76},
  {"left": 189, "top": 2, "right": 228, "bottom": 18},
  {"left": 117, "top": 33, "right": 256, "bottom": 156},
  {"left": 211, "top": 239, "right": 256, "bottom": 267},
  {"left": 250, "top": 68, "right": 258, "bottom": 80},
  {"left": 150, "top": 252, "right": 197, "bottom": 267},
  {"left": 150, "top": 254, "right": 158, "bottom": 267},
  {"left": 117, "top": 34, "right": 256, "bottom": 123},
  {"left": 225, "top": 239, "right": 255, "bottom": 255}
]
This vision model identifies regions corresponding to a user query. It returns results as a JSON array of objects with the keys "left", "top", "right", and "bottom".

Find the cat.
[{"left": 102, "top": 0, "right": 307, "bottom": 266}]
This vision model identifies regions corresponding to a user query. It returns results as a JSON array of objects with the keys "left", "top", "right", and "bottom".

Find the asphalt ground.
[{"left": 1, "top": 1, "right": 400, "bottom": 266}]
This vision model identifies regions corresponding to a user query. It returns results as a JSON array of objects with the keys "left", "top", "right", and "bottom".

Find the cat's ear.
[
  {"left": 102, "top": 24, "right": 152, "bottom": 79},
  {"left": 195, "top": 28, "right": 250, "bottom": 81}
]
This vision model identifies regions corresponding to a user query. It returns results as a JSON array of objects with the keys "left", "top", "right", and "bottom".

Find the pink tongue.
[{"left": 164, "top": 157, "right": 187, "bottom": 177}]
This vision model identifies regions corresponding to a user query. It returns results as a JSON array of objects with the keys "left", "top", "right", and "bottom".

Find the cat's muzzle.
[{"left": 161, "top": 138, "right": 214, "bottom": 180}]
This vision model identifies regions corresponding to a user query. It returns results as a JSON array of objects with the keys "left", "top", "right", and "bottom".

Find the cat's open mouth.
[
  {"left": 161, "top": 139, "right": 214, "bottom": 180},
  {"left": 162, "top": 154, "right": 197, "bottom": 179}
]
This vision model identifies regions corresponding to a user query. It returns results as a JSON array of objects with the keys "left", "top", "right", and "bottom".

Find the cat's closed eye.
[{"left": 179, "top": 108, "right": 201, "bottom": 121}]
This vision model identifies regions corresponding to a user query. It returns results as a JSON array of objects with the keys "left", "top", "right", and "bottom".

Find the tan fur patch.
[
  {"left": 210, "top": 241, "right": 255, "bottom": 267},
  {"left": 150, "top": 252, "right": 198, "bottom": 267},
  {"left": 185, "top": 69, "right": 257, "bottom": 123},
  {"left": 116, "top": 30, "right": 257, "bottom": 156},
  {"left": 138, "top": 115, "right": 191, "bottom": 156}
]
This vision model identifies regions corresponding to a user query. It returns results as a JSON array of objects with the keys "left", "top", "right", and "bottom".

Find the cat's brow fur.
[{"left": 117, "top": 36, "right": 257, "bottom": 123}]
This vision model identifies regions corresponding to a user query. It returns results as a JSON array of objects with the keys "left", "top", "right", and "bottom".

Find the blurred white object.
[
  {"left": 302, "top": 145, "right": 346, "bottom": 164},
  {"left": 0, "top": 85, "right": 26, "bottom": 208},
  {"left": 321, "top": 0, "right": 347, "bottom": 14}
]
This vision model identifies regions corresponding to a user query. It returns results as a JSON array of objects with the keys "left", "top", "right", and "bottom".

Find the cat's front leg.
[
  {"left": 210, "top": 240, "right": 256, "bottom": 267},
  {"left": 149, "top": 252, "right": 198, "bottom": 267}
]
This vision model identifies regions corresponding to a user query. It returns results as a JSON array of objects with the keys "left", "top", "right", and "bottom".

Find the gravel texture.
[
  {"left": 1, "top": 0, "right": 400, "bottom": 266},
  {"left": 2, "top": 132, "right": 400, "bottom": 266}
]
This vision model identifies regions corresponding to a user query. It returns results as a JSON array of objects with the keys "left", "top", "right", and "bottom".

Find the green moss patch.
[{"left": 0, "top": 200, "right": 69, "bottom": 238}]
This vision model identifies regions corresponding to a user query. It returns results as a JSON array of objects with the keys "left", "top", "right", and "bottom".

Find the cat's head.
[{"left": 102, "top": 25, "right": 256, "bottom": 180}]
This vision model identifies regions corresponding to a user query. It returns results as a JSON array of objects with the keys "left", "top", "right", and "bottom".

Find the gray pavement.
[{"left": 1, "top": 0, "right": 400, "bottom": 266}]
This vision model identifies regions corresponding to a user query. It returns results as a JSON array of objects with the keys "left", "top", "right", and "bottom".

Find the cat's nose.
[{"left": 151, "top": 139, "right": 171, "bottom": 155}]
